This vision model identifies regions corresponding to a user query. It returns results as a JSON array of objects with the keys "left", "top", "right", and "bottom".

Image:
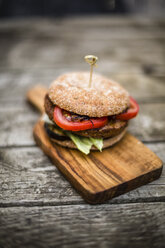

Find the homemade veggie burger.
[{"left": 43, "top": 72, "right": 139, "bottom": 154}]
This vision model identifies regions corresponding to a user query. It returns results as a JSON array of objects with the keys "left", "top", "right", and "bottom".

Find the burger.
[{"left": 42, "top": 72, "right": 139, "bottom": 154}]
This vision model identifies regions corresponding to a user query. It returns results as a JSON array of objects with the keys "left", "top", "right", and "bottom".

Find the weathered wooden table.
[{"left": 0, "top": 17, "right": 165, "bottom": 248}]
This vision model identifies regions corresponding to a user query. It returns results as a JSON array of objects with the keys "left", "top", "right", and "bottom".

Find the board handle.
[{"left": 26, "top": 85, "right": 47, "bottom": 114}]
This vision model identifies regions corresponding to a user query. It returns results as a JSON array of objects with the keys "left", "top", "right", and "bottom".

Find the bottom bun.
[{"left": 50, "top": 127, "right": 127, "bottom": 151}]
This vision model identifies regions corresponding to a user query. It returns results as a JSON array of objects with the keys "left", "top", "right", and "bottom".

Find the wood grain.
[
  {"left": 0, "top": 143, "right": 164, "bottom": 206},
  {"left": 0, "top": 18, "right": 164, "bottom": 73},
  {"left": 0, "top": 203, "right": 165, "bottom": 248},
  {"left": 1, "top": 71, "right": 165, "bottom": 103},
  {"left": 26, "top": 85, "right": 47, "bottom": 114},
  {"left": 33, "top": 120, "right": 162, "bottom": 204}
]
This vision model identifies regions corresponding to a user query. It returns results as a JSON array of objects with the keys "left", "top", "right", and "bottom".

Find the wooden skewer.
[{"left": 84, "top": 55, "right": 98, "bottom": 87}]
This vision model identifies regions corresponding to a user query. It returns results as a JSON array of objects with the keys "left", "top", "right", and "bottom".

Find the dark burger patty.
[{"left": 44, "top": 94, "right": 128, "bottom": 138}]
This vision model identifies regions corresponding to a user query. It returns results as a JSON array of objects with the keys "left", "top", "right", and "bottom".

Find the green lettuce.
[
  {"left": 89, "top": 137, "right": 103, "bottom": 152},
  {"left": 66, "top": 132, "right": 93, "bottom": 155},
  {"left": 66, "top": 132, "right": 103, "bottom": 155}
]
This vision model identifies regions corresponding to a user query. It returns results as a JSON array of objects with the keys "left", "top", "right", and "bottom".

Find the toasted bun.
[
  {"left": 48, "top": 72, "right": 130, "bottom": 117},
  {"left": 50, "top": 127, "right": 127, "bottom": 151}
]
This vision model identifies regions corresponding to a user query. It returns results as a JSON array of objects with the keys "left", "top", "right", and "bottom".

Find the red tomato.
[
  {"left": 116, "top": 96, "right": 139, "bottom": 120},
  {"left": 53, "top": 106, "right": 108, "bottom": 131}
]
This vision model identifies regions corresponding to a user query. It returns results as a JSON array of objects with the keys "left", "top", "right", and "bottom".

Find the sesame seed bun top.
[{"left": 48, "top": 72, "right": 130, "bottom": 117}]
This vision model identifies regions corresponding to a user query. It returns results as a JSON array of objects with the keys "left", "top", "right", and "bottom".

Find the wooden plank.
[
  {"left": 33, "top": 120, "right": 162, "bottom": 203},
  {"left": 0, "top": 203, "right": 165, "bottom": 248},
  {"left": 0, "top": 71, "right": 165, "bottom": 103},
  {"left": 0, "top": 38, "right": 164, "bottom": 70},
  {"left": 129, "top": 102, "right": 165, "bottom": 142},
  {"left": 0, "top": 17, "right": 164, "bottom": 39},
  {"left": 0, "top": 27, "right": 164, "bottom": 41},
  {"left": 0, "top": 18, "right": 164, "bottom": 70},
  {"left": 0, "top": 143, "right": 164, "bottom": 206},
  {"left": 0, "top": 103, "right": 38, "bottom": 147},
  {"left": 0, "top": 36, "right": 164, "bottom": 53},
  {"left": 0, "top": 17, "right": 165, "bottom": 31},
  {"left": 0, "top": 16, "right": 165, "bottom": 26},
  {"left": 26, "top": 85, "right": 47, "bottom": 114}
]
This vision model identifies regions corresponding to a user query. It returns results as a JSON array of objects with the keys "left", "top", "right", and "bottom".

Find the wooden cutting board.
[{"left": 27, "top": 85, "right": 163, "bottom": 204}]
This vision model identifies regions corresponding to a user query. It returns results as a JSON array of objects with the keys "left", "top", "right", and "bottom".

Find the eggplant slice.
[{"left": 44, "top": 123, "right": 70, "bottom": 141}]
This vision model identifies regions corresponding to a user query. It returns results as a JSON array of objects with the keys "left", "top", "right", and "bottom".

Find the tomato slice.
[
  {"left": 53, "top": 106, "right": 108, "bottom": 131},
  {"left": 116, "top": 96, "right": 139, "bottom": 120}
]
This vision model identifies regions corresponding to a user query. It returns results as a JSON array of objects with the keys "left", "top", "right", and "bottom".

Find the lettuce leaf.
[
  {"left": 89, "top": 137, "right": 103, "bottom": 152},
  {"left": 66, "top": 132, "right": 93, "bottom": 155},
  {"left": 41, "top": 113, "right": 54, "bottom": 125},
  {"left": 66, "top": 132, "right": 103, "bottom": 154}
]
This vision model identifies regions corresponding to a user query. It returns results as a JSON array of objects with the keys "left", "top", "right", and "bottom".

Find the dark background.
[{"left": 0, "top": 0, "right": 165, "bottom": 18}]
